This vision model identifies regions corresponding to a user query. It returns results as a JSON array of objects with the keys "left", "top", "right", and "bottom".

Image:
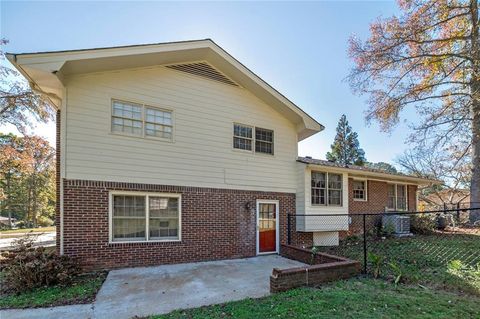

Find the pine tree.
[{"left": 326, "top": 114, "right": 366, "bottom": 166}]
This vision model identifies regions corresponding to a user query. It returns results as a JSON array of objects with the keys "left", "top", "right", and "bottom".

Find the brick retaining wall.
[{"left": 271, "top": 244, "right": 361, "bottom": 292}]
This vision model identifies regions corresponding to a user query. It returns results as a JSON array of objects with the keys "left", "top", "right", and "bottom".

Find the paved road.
[{"left": 0, "top": 231, "right": 56, "bottom": 250}]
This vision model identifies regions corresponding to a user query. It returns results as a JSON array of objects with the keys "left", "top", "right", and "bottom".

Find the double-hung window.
[
  {"left": 352, "top": 180, "right": 367, "bottom": 201},
  {"left": 112, "top": 99, "right": 173, "bottom": 140},
  {"left": 112, "top": 100, "right": 143, "bottom": 136},
  {"left": 233, "top": 124, "right": 274, "bottom": 155},
  {"left": 255, "top": 128, "right": 274, "bottom": 154},
  {"left": 233, "top": 124, "right": 253, "bottom": 151},
  {"left": 111, "top": 192, "right": 181, "bottom": 242},
  {"left": 387, "top": 184, "right": 408, "bottom": 211},
  {"left": 311, "top": 172, "right": 343, "bottom": 206}
]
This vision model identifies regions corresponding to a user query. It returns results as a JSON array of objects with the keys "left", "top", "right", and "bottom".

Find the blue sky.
[{"left": 1, "top": 1, "right": 416, "bottom": 164}]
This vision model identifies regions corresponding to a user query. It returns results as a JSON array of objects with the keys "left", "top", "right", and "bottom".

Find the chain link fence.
[{"left": 287, "top": 208, "right": 480, "bottom": 294}]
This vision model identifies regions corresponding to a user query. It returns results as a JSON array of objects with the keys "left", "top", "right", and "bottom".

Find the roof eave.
[
  {"left": 298, "top": 160, "right": 441, "bottom": 185},
  {"left": 7, "top": 40, "right": 323, "bottom": 136}
]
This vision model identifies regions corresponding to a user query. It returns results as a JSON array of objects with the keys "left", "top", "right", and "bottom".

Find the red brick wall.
[
  {"left": 62, "top": 179, "right": 312, "bottom": 269},
  {"left": 270, "top": 259, "right": 360, "bottom": 293},
  {"left": 280, "top": 244, "right": 345, "bottom": 265},
  {"left": 408, "top": 185, "right": 418, "bottom": 211},
  {"left": 348, "top": 179, "right": 417, "bottom": 214}
]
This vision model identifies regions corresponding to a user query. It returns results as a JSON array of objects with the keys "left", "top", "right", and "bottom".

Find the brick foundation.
[
  {"left": 61, "top": 179, "right": 312, "bottom": 269},
  {"left": 271, "top": 244, "right": 360, "bottom": 292}
]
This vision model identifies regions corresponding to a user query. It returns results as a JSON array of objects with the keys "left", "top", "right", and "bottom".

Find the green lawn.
[
  {"left": 0, "top": 226, "right": 55, "bottom": 235},
  {"left": 0, "top": 271, "right": 107, "bottom": 309},
  {"left": 318, "top": 232, "right": 480, "bottom": 295},
  {"left": 150, "top": 278, "right": 480, "bottom": 319}
]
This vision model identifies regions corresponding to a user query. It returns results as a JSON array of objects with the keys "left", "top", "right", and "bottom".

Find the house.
[
  {"left": 7, "top": 39, "right": 436, "bottom": 269},
  {"left": 419, "top": 189, "right": 470, "bottom": 211},
  {"left": 0, "top": 216, "right": 17, "bottom": 227}
]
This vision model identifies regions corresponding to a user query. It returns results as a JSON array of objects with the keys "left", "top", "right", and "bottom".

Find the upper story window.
[
  {"left": 112, "top": 99, "right": 173, "bottom": 140},
  {"left": 112, "top": 100, "right": 143, "bottom": 136},
  {"left": 111, "top": 192, "right": 181, "bottom": 242},
  {"left": 145, "top": 107, "right": 173, "bottom": 139},
  {"left": 233, "top": 124, "right": 253, "bottom": 151},
  {"left": 233, "top": 124, "right": 274, "bottom": 155},
  {"left": 311, "top": 171, "right": 343, "bottom": 206},
  {"left": 255, "top": 127, "right": 274, "bottom": 154},
  {"left": 387, "top": 184, "right": 407, "bottom": 211},
  {"left": 352, "top": 180, "right": 367, "bottom": 201}
]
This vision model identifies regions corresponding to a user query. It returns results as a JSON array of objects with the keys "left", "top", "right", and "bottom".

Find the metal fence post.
[
  {"left": 287, "top": 213, "right": 291, "bottom": 245},
  {"left": 363, "top": 214, "right": 367, "bottom": 274}
]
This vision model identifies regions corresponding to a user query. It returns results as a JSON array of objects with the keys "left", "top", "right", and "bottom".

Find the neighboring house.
[
  {"left": 7, "top": 39, "right": 436, "bottom": 269},
  {"left": 419, "top": 189, "right": 470, "bottom": 210},
  {"left": 0, "top": 216, "right": 17, "bottom": 227}
]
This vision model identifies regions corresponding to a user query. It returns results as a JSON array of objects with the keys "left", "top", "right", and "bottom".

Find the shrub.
[
  {"left": 37, "top": 216, "right": 54, "bottom": 227},
  {"left": 0, "top": 236, "right": 79, "bottom": 293},
  {"left": 410, "top": 214, "right": 436, "bottom": 234}
]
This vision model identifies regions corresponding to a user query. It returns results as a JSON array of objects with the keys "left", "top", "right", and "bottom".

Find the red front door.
[{"left": 258, "top": 202, "right": 277, "bottom": 253}]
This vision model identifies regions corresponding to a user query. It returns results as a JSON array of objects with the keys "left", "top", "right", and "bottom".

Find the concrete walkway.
[{"left": 1, "top": 255, "right": 305, "bottom": 319}]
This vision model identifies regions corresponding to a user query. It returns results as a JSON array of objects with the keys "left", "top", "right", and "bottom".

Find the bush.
[
  {"left": 0, "top": 237, "right": 79, "bottom": 293},
  {"left": 411, "top": 214, "right": 436, "bottom": 234},
  {"left": 37, "top": 216, "right": 54, "bottom": 227}
]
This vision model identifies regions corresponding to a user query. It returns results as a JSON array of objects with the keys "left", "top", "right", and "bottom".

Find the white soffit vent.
[{"left": 166, "top": 62, "right": 239, "bottom": 87}]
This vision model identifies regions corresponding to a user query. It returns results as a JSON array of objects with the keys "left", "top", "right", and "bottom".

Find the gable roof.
[
  {"left": 6, "top": 39, "right": 323, "bottom": 141},
  {"left": 297, "top": 156, "right": 440, "bottom": 185}
]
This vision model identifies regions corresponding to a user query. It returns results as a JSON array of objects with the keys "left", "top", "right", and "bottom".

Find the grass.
[
  {"left": 150, "top": 278, "right": 480, "bottom": 319},
  {"left": 318, "top": 231, "right": 480, "bottom": 295},
  {"left": 0, "top": 271, "right": 107, "bottom": 309}
]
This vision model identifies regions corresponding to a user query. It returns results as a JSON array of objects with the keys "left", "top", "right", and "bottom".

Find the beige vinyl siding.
[
  {"left": 296, "top": 167, "right": 349, "bottom": 232},
  {"left": 64, "top": 65, "right": 298, "bottom": 192}
]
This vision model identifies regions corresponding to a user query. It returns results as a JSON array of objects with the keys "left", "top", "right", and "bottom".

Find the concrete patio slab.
[
  {"left": 0, "top": 255, "right": 304, "bottom": 319},
  {"left": 93, "top": 255, "right": 305, "bottom": 319}
]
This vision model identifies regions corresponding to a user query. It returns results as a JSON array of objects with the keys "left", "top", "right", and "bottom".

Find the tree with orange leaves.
[{"left": 348, "top": 0, "right": 479, "bottom": 222}]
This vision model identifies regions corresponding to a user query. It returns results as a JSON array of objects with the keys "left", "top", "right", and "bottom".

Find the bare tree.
[
  {"left": 348, "top": 0, "right": 479, "bottom": 222},
  {"left": 397, "top": 147, "right": 471, "bottom": 208}
]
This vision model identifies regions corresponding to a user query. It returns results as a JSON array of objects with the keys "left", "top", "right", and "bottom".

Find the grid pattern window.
[
  {"left": 396, "top": 185, "right": 407, "bottom": 211},
  {"left": 112, "top": 101, "right": 143, "bottom": 136},
  {"left": 352, "top": 180, "right": 367, "bottom": 201},
  {"left": 255, "top": 127, "right": 274, "bottom": 155},
  {"left": 311, "top": 172, "right": 343, "bottom": 206},
  {"left": 111, "top": 193, "right": 180, "bottom": 242},
  {"left": 112, "top": 195, "right": 146, "bottom": 241},
  {"left": 311, "top": 172, "right": 326, "bottom": 205},
  {"left": 112, "top": 100, "right": 173, "bottom": 140},
  {"left": 328, "top": 173, "right": 342, "bottom": 206},
  {"left": 233, "top": 124, "right": 253, "bottom": 151},
  {"left": 145, "top": 108, "right": 173, "bottom": 139},
  {"left": 387, "top": 184, "right": 396, "bottom": 209},
  {"left": 149, "top": 197, "right": 179, "bottom": 240},
  {"left": 387, "top": 184, "right": 408, "bottom": 211}
]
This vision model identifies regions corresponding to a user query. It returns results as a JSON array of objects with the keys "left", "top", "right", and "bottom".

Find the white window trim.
[
  {"left": 108, "top": 191, "right": 182, "bottom": 244},
  {"left": 386, "top": 183, "right": 408, "bottom": 212},
  {"left": 232, "top": 122, "right": 275, "bottom": 156},
  {"left": 254, "top": 127, "right": 274, "bottom": 155},
  {"left": 232, "top": 123, "right": 254, "bottom": 153},
  {"left": 311, "top": 171, "right": 343, "bottom": 207},
  {"left": 352, "top": 179, "right": 368, "bottom": 202},
  {"left": 111, "top": 99, "right": 175, "bottom": 142},
  {"left": 256, "top": 199, "right": 280, "bottom": 255}
]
